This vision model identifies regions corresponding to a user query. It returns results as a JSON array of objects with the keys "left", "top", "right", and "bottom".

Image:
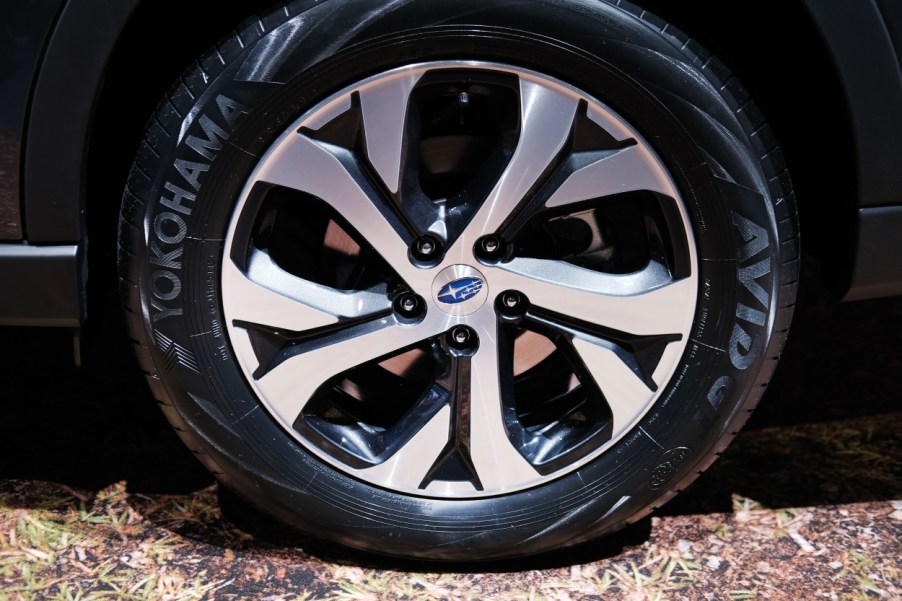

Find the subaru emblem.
[{"left": 437, "top": 277, "right": 484, "bottom": 305}]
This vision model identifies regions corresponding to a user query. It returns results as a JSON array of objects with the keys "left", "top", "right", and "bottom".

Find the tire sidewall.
[{"left": 134, "top": 0, "right": 783, "bottom": 559}]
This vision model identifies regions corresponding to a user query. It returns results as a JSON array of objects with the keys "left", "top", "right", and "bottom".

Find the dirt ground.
[{"left": 0, "top": 289, "right": 899, "bottom": 600}]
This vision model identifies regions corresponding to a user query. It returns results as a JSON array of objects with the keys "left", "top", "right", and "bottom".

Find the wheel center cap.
[{"left": 432, "top": 265, "right": 488, "bottom": 316}]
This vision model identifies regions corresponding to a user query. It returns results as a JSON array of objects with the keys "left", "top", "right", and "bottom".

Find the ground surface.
[{"left": 0, "top": 289, "right": 900, "bottom": 600}]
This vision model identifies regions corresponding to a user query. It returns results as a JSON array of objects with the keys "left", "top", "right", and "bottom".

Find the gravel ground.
[{"left": 0, "top": 290, "right": 899, "bottom": 600}]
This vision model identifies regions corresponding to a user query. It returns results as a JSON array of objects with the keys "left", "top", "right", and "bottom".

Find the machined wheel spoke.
[
  {"left": 492, "top": 258, "right": 695, "bottom": 337},
  {"left": 223, "top": 249, "right": 391, "bottom": 331},
  {"left": 361, "top": 314, "right": 541, "bottom": 493},
  {"left": 257, "top": 317, "right": 443, "bottom": 422},
  {"left": 545, "top": 144, "right": 676, "bottom": 208},
  {"left": 466, "top": 310, "right": 541, "bottom": 490},
  {"left": 358, "top": 71, "right": 423, "bottom": 195},
  {"left": 358, "top": 405, "right": 453, "bottom": 489},
  {"left": 459, "top": 79, "right": 579, "bottom": 243},
  {"left": 570, "top": 337, "right": 658, "bottom": 435},
  {"left": 252, "top": 131, "right": 424, "bottom": 287}
]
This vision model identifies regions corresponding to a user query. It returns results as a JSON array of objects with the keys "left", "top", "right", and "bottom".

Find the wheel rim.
[{"left": 222, "top": 62, "right": 698, "bottom": 498}]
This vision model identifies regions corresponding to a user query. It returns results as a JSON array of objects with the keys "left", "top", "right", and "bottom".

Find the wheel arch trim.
[
  {"left": 801, "top": 0, "right": 902, "bottom": 210},
  {"left": 23, "top": 0, "right": 142, "bottom": 243}
]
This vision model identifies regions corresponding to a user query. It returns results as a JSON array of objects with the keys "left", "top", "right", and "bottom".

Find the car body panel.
[
  {"left": 24, "top": 0, "right": 142, "bottom": 243},
  {"left": 802, "top": 0, "right": 902, "bottom": 210},
  {"left": 0, "top": 0, "right": 63, "bottom": 241}
]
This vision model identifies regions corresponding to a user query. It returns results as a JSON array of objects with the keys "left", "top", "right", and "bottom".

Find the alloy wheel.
[{"left": 221, "top": 62, "right": 698, "bottom": 498}]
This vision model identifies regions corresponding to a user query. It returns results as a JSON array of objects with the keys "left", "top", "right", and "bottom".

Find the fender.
[
  {"left": 800, "top": 0, "right": 902, "bottom": 300},
  {"left": 24, "top": 0, "right": 142, "bottom": 242},
  {"left": 802, "top": 0, "right": 902, "bottom": 210}
]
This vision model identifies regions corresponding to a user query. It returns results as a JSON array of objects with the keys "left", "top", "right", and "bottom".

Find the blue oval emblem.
[{"left": 437, "top": 277, "right": 484, "bottom": 305}]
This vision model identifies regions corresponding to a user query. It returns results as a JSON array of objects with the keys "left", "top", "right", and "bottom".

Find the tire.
[{"left": 118, "top": 0, "right": 798, "bottom": 561}]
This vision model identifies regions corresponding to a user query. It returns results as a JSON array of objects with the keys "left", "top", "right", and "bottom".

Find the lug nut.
[
  {"left": 400, "top": 296, "right": 417, "bottom": 312},
  {"left": 497, "top": 290, "right": 528, "bottom": 318},
  {"left": 416, "top": 238, "right": 436, "bottom": 256},
  {"left": 394, "top": 293, "right": 424, "bottom": 319},
  {"left": 502, "top": 291, "right": 521, "bottom": 309},
  {"left": 481, "top": 237, "right": 499, "bottom": 254},
  {"left": 411, "top": 235, "right": 442, "bottom": 264},
  {"left": 452, "top": 327, "right": 470, "bottom": 344},
  {"left": 448, "top": 326, "right": 478, "bottom": 353},
  {"left": 476, "top": 235, "right": 505, "bottom": 262}
]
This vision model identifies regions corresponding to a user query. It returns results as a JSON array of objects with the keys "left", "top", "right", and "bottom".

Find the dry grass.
[{"left": 0, "top": 412, "right": 899, "bottom": 601}]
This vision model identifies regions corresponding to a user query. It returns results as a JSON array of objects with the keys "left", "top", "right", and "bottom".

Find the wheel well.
[
  {"left": 638, "top": 0, "right": 856, "bottom": 295},
  {"left": 85, "top": 0, "right": 275, "bottom": 302},
  {"left": 85, "top": 0, "right": 856, "bottom": 307}
]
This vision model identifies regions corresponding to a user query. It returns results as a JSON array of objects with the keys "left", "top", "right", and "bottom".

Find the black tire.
[{"left": 118, "top": 0, "right": 798, "bottom": 561}]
